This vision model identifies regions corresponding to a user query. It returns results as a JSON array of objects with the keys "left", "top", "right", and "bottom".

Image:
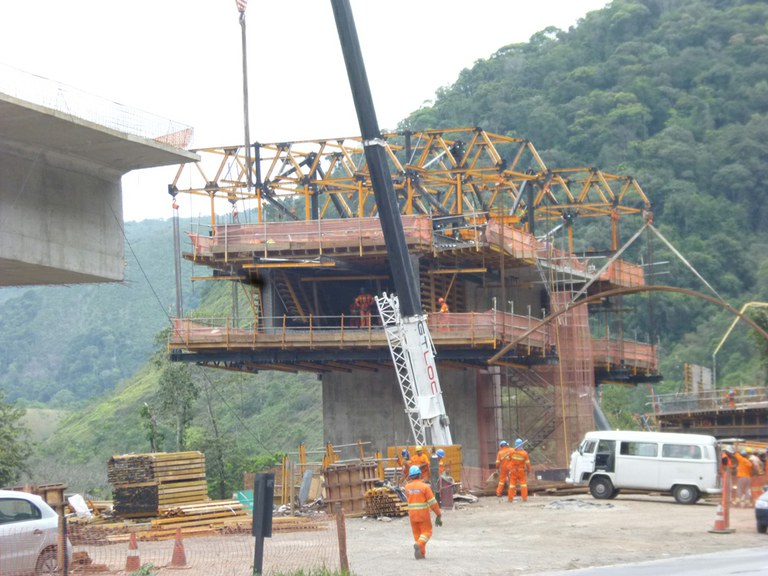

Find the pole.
[{"left": 238, "top": 2, "right": 253, "bottom": 190}]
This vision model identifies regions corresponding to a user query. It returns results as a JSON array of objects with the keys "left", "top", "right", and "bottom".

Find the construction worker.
[
  {"left": 410, "top": 446, "right": 431, "bottom": 482},
  {"left": 436, "top": 448, "right": 447, "bottom": 476},
  {"left": 398, "top": 448, "right": 411, "bottom": 482},
  {"left": 438, "top": 297, "right": 449, "bottom": 313},
  {"left": 728, "top": 388, "right": 736, "bottom": 409},
  {"left": 734, "top": 449, "right": 753, "bottom": 507},
  {"left": 353, "top": 289, "right": 375, "bottom": 328},
  {"left": 404, "top": 465, "right": 442, "bottom": 560},
  {"left": 509, "top": 438, "right": 532, "bottom": 502},
  {"left": 495, "top": 440, "right": 514, "bottom": 501}
]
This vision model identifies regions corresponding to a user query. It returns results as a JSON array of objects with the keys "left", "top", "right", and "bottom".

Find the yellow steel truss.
[{"left": 170, "top": 127, "right": 650, "bottom": 243}]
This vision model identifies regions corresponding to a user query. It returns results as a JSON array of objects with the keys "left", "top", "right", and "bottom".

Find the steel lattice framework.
[{"left": 170, "top": 127, "right": 650, "bottom": 234}]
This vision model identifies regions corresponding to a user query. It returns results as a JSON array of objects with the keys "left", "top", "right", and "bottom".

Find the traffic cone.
[
  {"left": 125, "top": 532, "right": 141, "bottom": 571},
  {"left": 169, "top": 527, "right": 188, "bottom": 568},
  {"left": 708, "top": 504, "right": 734, "bottom": 534}
]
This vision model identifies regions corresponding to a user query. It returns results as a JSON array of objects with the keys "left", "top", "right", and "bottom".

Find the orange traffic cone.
[
  {"left": 125, "top": 532, "right": 141, "bottom": 571},
  {"left": 708, "top": 504, "right": 734, "bottom": 534},
  {"left": 169, "top": 527, "right": 188, "bottom": 568}
]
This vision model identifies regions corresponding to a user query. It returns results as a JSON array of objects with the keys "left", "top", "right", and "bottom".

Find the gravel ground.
[{"left": 343, "top": 493, "right": 766, "bottom": 575}]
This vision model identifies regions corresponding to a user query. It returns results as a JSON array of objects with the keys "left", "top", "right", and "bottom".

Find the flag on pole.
[{"left": 236, "top": 0, "right": 247, "bottom": 12}]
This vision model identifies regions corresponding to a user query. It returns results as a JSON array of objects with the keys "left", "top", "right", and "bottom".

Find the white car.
[{"left": 0, "top": 489, "right": 72, "bottom": 576}]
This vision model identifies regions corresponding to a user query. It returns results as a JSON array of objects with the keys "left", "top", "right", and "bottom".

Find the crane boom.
[{"left": 331, "top": 0, "right": 452, "bottom": 445}]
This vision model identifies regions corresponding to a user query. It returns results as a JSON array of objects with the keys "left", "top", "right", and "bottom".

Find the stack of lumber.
[
  {"left": 364, "top": 486, "right": 407, "bottom": 517},
  {"left": 108, "top": 451, "right": 208, "bottom": 517}
]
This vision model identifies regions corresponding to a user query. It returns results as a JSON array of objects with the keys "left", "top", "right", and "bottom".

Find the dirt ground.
[{"left": 343, "top": 493, "right": 766, "bottom": 575}]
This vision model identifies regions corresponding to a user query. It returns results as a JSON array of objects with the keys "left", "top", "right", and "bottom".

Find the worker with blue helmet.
[
  {"left": 405, "top": 462, "right": 443, "bottom": 559},
  {"left": 510, "top": 438, "right": 532, "bottom": 502}
]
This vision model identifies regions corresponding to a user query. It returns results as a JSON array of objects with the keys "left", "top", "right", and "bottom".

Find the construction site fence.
[
  {"left": 651, "top": 386, "right": 768, "bottom": 414},
  {"left": 3, "top": 513, "right": 346, "bottom": 576}
]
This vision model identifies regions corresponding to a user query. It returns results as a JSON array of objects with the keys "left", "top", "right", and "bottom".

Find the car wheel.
[
  {"left": 589, "top": 476, "right": 615, "bottom": 499},
  {"left": 35, "top": 549, "right": 58, "bottom": 576},
  {"left": 758, "top": 522, "right": 767, "bottom": 534},
  {"left": 608, "top": 489, "right": 620, "bottom": 499},
  {"left": 673, "top": 484, "right": 699, "bottom": 505}
]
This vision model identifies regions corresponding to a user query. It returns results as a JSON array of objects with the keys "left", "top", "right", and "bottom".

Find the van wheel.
[
  {"left": 608, "top": 489, "right": 620, "bottom": 499},
  {"left": 589, "top": 476, "right": 615, "bottom": 499},
  {"left": 673, "top": 485, "right": 699, "bottom": 505}
]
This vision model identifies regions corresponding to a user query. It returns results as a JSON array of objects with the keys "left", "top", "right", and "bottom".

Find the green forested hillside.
[
  {"left": 404, "top": 0, "right": 768, "bottom": 395},
  {"left": 7, "top": 0, "right": 768, "bottom": 491}
]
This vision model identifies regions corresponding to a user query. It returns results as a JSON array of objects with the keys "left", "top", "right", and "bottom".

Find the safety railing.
[
  {"left": 187, "top": 215, "right": 433, "bottom": 261},
  {"left": 169, "top": 310, "right": 554, "bottom": 353},
  {"left": 651, "top": 386, "right": 768, "bottom": 414}
]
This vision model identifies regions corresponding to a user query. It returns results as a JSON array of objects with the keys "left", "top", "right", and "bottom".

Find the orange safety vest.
[
  {"left": 510, "top": 448, "right": 530, "bottom": 473},
  {"left": 405, "top": 478, "right": 440, "bottom": 523},
  {"left": 410, "top": 452, "right": 431, "bottom": 478},
  {"left": 496, "top": 446, "right": 513, "bottom": 469},
  {"left": 735, "top": 452, "right": 753, "bottom": 478}
]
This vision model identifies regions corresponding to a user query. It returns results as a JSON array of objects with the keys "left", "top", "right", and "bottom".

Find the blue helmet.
[
  {"left": 401, "top": 449, "right": 410, "bottom": 458},
  {"left": 409, "top": 465, "right": 422, "bottom": 477},
  {"left": 436, "top": 449, "right": 445, "bottom": 457},
  {"left": 499, "top": 440, "right": 508, "bottom": 447},
  {"left": 515, "top": 438, "right": 523, "bottom": 448}
]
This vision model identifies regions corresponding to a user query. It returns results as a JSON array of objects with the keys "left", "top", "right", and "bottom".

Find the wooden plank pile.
[
  {"left": 108, "top": 451, "right": 208, "bottom": 517},
  {"left": 364, "top": 487, "right": 407, "bottom": 517}
]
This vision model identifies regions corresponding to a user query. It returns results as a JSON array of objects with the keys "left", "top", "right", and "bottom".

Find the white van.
[{"left": 566, "top": 431, "right": 721, "bottom": 504}]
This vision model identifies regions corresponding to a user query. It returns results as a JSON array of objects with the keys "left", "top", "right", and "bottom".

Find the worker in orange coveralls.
[
  {"left": 734, "top": 449, "right": 753, "bottom": 507},
  {"left": 405, "top": 465, "right": 442, "bottom": 560},
  {"left": 509, "top": 438, "right": 532, "bottom": 502},
  {"left": 495, "top": 440, "right": 514, "bottom": 500},
  {"left": 353, "top": 290, "right": 375, "bottom": 328},
  {"left": 436, "top": 449, "right": 447, "bottom": 476},
  {"left": 437, "top": 297, "right": 449, "bottom": 313},
  {"left": 410, "top": 446, "right": 431, "bottom": 482}
]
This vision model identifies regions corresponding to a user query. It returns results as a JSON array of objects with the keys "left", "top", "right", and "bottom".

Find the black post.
[
  {"left": 252, "top": 473, "right": 274, "bottom": 575},
  {"left": 330, "top": 0, "right": 421, "bottom": 317}
]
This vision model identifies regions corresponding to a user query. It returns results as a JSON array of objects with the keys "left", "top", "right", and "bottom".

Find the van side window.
[
  {"left": 662, "top": 444, "right": 701, "bottom": 459},
  {"left": 619, "top": 441, "right": 658, "bottom": 457}
]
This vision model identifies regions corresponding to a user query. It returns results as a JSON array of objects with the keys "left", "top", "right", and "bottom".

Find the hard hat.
[
  {"left": 409, "top": 465, "right": 422, "bottom": 477},
  {"left": 401, "top": 449, "right": 409, "bottom": 457},
  {"left": 436, "top": 449, "right": 445, "bottom": 457},
  {"left": 515, "top": 438, "right": 523, "bottom": 448},
  {"left": 740, "top": 450, "right": 748, "bottom": 456},
  {"left": 415, "top": 446, "right": 423, "bottom": 452},
  {"left": 499, "top": 440, "right": 508, "bottom": 447}
]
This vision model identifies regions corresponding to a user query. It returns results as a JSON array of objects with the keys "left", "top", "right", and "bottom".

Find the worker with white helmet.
[
  {"left": 405, "top": 465, "right": 443, "bottom": 560},
  {"left": 509, "top": 438, "right": 532, "bottom": 502}
]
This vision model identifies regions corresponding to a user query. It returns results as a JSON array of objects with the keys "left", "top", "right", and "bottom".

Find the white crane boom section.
[{"left": 376, "top": 292, "right": 452, "bottom": 446}]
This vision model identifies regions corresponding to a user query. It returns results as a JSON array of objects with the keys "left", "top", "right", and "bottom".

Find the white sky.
[{"left": 0, "top": 0, "right": 608, "bottom": 221}]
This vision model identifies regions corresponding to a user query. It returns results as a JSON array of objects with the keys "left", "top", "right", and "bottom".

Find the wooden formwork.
[{"left": 323, "top": 461, "right": 380, "bottom": 517}]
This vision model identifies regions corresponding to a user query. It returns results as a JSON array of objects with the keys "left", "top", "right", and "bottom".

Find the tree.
[
  {"left": 0, "top": 390, "right": 34, "bottom": 485},
  {"left": 158, "top": 363, "right": 198, "bottom": 451}
]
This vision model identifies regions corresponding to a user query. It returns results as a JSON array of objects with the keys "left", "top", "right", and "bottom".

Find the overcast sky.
[{"left": 0, "top": 0, "right": 608, "bottom": 221}]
